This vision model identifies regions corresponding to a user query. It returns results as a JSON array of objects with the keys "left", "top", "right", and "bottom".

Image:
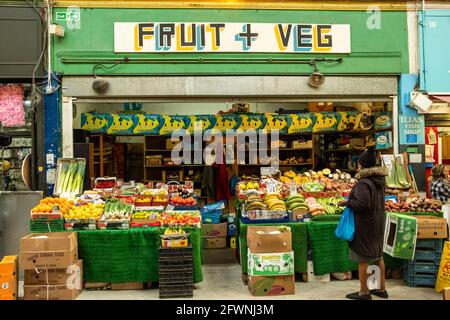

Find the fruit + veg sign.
[
  {"left": 399, "top": 115, "right": 425, "bottom": 145},
  {"left": 114, "top": 22, "right": 351, "bottom": 53}
]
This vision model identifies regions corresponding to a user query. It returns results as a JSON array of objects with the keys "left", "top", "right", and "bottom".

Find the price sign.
[
  {"left": 52, "top": 206, "right": 60, "bottom": 213},
  {"left": 267, "top": 183, "right": 277, "bottom": 194},
  {"left": 261, "top": 167, "right": 275, "bottom": 176},
  {"left": 185, "top": 181, "right": 194, "bottom": 190},
  {"left": 289, "top": 183, "right": 298, "bottom": 196},
  {"left": 166, "top": 204, "right": 175, "bottom": 211}
]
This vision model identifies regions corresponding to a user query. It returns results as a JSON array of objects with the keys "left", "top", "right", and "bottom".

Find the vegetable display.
[
  {"left": 302, "top": 182, "right": 325, "bottom": 193},
  {"left": 316, "top": 197, "right": 346, "bottom": 215},
  {"left": 385, "top": 198, "right": 442, "bottom": 213},
  {"left": 55, "top": 159, "right": 86, "bottom": 196},
  {"left": 31, "top": 197, "right": 74, "bottom": 215},
  {"left": 65, "top": 203, "right": 104, "bottom": 219},
  {"left": 159, "top": 211, "right": 201, "bottom": 227},
  {"left": 103, "top": 198, "right": 133, "bottom": 220},
  {"left": 284, "top": 194, "right": 307, "bottom": 211},
  {"left": 305, "top": 197, "right": 325, "bottom": 216}
]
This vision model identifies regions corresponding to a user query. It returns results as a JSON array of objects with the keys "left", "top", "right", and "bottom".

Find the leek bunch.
[{"left": 55, "top": 160, "right": 85, "bottom": 195}]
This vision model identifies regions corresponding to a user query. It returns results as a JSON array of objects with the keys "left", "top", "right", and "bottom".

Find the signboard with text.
[
  {"left": 399, "top": 115, "right": 425, "bottom": 145},
  {"left": 114, "top": 22, "right": 351, "bottom": 53}
]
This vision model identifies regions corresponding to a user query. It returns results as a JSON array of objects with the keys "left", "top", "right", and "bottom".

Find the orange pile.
[{"left": 31, "top": 197, "right": 75, "bottom": 215}]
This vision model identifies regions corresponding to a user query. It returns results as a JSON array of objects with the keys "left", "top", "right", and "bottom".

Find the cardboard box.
[
  {"left": 383, "top": 213, "right": 417, "bottom": 260},
  {"left": 0, "top": 256, "right": 18, "bottom": 299},
  {"left": 414, "top": 216, "right": 448, "bottom": 239},
  {"left": 247, "top": 226, "right": 292, "bottom": 253},
  {"left": 443, "top": 287, "right": 450, "bottom": 300},
  {"left": 20, "top": 232, "right": 78, "bottom": 270},
  {"left": 111, "top": 282, "right": 144, "bottom": 290},
  {"left": 23, "top": 284, "right": 82, "bottom": 300},
  {"left": 24, "top": 260, "right": 83, "bottom": 285},
  {"left": 248, "top": 250, "right": 295, "bottom": 276},
  {"left": 161, "top": 238, "right": 189, "bottom": 248},
  {"left": 248, "top": 275, "right": 295, "bottom": 296},
  {"left": 202, "top": 222, "right": 228, "bottom": 237},
  {"left": 349, "top": 138, "right": 365, "bottom": 148},
  {"left": 292, "top": 140, "right": 313, "bottom": 149},
  {"left": 203, "top": 237, "right": 227, "bottom": 249}
]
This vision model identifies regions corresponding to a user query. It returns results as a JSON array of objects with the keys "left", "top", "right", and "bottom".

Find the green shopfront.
[{"left": 48, "top": 5, "right": 410, "bottom": 191}]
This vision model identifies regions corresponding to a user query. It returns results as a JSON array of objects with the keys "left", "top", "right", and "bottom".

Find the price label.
[
  {"left": 289, "top": 184, "right": 298, "bottom": 196},
  {"left": 267, "top": 183, "right": 277, "bottom": 194},
  {"left": 166, "top": 204, "right": 175, "bottom": 211},
  {"left": 52, "top": 206, "right": 60, "bottom": 213},
  {"left": 261, "top": 167, "right": 275, "bottom": 176},
  {"left": 185, "top": 181, "right": 194, "bottom": 190}
]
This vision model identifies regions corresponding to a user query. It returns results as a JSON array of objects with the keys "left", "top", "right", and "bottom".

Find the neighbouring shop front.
[{"left": 12, "top": 4, "right": 447, "bottom": 300}]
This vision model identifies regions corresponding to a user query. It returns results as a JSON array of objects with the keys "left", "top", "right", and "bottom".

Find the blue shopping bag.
[{"left": 335, "top": 207, "right": 355, "bottom": 241}]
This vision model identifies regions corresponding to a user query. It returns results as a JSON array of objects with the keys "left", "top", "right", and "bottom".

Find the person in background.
[
  {"left": 340, "top": 146, "right": 389, "bottom": 300},
  {"left": 430, "top": 164, "right": 450, "bottom": 203}
]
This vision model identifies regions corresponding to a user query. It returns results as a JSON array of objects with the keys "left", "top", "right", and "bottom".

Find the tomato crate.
[
  {"left": 159, "top": 259, "right": 193, "bottom": 268},
  {"left": 159, "top": 284, "right": 193, "bottom": 298},
  {"left": 159, "top": 247, "right": 193, "bottom": 260},
  {"left": 159, "top": 275, "right": 193, "bottom": 286},
  {"left": 29, "top": 218, "right": 64, "bottom": 233}
]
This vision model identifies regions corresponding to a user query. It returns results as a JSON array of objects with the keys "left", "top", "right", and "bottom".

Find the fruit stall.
[
  {"left": 234, "top": 159, "right": 447, "bottom": 284},
  {"left": 29, "top": 159, "right": 204, "bottom": 285}
]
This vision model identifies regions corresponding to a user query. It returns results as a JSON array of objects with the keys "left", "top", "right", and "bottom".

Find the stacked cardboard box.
[
  {"left": 202, "top": 222, "right": 227, "bottom": 249},
  {"left": 0, "top": 256, "right": 18, "bottom": 300},
  {"left": 19, "top": 232, "right": 83, "bottom": 300},
  {"left": 246, "top": 226, "right": 295, "bottom": 296}
]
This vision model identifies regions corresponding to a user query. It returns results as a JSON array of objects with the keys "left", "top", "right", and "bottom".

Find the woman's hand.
[{"left": 338, "top": 200, "right": 347, "bottom": 207}]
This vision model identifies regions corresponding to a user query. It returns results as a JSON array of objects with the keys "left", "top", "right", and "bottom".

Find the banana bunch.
[
  {"left": 285, "top": 194, "right": 308, "bottom": 211},
  {"left": 279, "top": 176, "right": 291, "bottom": 184},
  {"left": 264, "top": 193, "right": 286, "bottom": 211},
  {"left": 164, "top": 226, "right": 184, "bottom": 235},
  {"left": 245, "top": 194, "right": 266, "bottom": 211}
]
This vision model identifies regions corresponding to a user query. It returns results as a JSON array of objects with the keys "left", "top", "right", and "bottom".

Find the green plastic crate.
[{"left": 29, "top": 218, "right": 64, "bottom": 233}]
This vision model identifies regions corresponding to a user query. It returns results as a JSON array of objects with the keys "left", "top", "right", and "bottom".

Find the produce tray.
[
  {"left": 29, "top": 218, "right": 64, "bottom": 233},
  {"left": 64, "top": 218, "right": 97, "bottom": 230},
  {"left": 159, "top": 277, "right": 193, "bottom": 286},
  {"left": 404, "top": 261, "right": 439, "bottom": 274},
  {"left": 159, "top": 259, "right": 193, "bottom": 268},
  {"left": 301, "top": 191, "right": 340, "bottom": 198},
  {"left": 414, "top": 250, "right": 442, "bottom": 262},
  {"left": 159, "top": 253, "right": 193, "bottom": 262},
  {"left": 159, "top": 285, "right": 193, "bottom": 298},
  {"left": 31, "top": 212, "right": 63, "bottom": 220},
  {"left": 98, "top": 220, "right": 130, "bottom": 230},
  {"left": 159, "top": 246, "right": 193, "bottom": 253},
  {"left": 159, "top": 271, "right": 193, "bottom": 280},
  {"left": 404, "top": 274, "right": 437, "bottom": 288},
  {"left": 415, "top": 239, "right": 444, "bottom": 252},
  {"left": 130, "top": 220, "right": 160, "bottom": 228},
  {"left": 240, "top": 216, "right": 289, "bottom": 224}
]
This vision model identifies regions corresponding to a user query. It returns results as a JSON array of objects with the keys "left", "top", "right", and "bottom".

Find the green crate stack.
[{"left": 29, "top": 218, "right": 65, "bottom": 233}]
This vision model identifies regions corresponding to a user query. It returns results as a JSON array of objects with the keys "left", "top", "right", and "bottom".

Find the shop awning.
[{"left": 62, "top": 76, "right": 398, "bottom": 102}]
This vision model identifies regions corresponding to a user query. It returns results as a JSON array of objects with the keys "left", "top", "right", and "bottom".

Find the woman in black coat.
[{"left": 342, "top": 147, "right": 389, "bottom": 300}]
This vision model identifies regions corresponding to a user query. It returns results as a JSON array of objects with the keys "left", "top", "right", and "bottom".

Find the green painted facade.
[{"left": 52, "top": 8, "right": 409, "bottom": 75}]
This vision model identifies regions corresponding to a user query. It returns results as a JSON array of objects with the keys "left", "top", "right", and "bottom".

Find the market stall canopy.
[
  {"left": 430, "top": 95, "right": 450, "bottom": 104},
  {"left": 62, "top": 76, "right": 398, "bottom": 102}
]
